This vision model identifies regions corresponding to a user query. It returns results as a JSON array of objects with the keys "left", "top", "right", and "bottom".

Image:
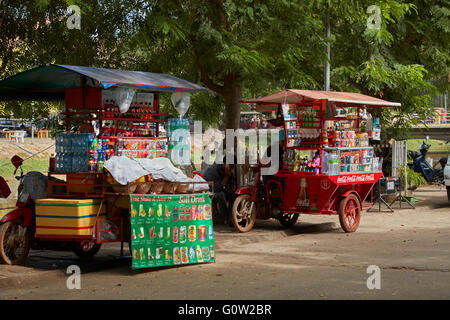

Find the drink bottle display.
[
  {"left": 130, "top": 194, "right": 215, "bottom": 269},
  {"left": 296, "top": 178, "right": 309, "bottom": 211}
]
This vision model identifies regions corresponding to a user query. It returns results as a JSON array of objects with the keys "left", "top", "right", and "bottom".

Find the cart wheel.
[
  {"left": 277, "top": 213, "right": 299, "bottom": 228},
  {"left": 338, "top": 194, "right": 361, "bottom": 233},
  {"left": 231, "top": 194, "right": 257, "bottom": 233},
  {"left": 447, "top": 187, "right": 450, "bottom": 203},
  {"left": 72, "top": 242, "right": 102, "bottom": 258},
  {"left": 0, "top": 220, "right": 32, "bottom": 265}
]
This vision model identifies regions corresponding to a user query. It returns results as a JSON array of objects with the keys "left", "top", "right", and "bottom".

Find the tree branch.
[
  {"left": 214, "top": 0, "right": 229, "bottom": 30},
  {"left": 189, "top": 34, "right": 225, "bottom": 94}
]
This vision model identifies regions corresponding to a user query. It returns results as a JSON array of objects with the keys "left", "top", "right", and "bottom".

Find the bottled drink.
[
  {"left": 55, "top": 153, "right": 60, "bottom": 172},
  {"left": 59, "top": 153, "right": 65, "bottom": 172},
  {"left": 55, "top": 133, "right": 62, "bottom": 153},
  {"left": 296, "top": 177, "right": 309, "bottom": 211}
]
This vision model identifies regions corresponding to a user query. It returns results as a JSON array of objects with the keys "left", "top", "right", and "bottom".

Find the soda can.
[
  {"left": 335, "top": 139, "right": 340, "bottom": 147},
  {"left": 188, "top": 225, "right": 196, "bottom": 242},
  {"left": 173, "top": 207, "right": 178, "bottom": 222},
  {"left": 173, "top": 247, "right": 180, "bottom": 264},
  {"left": 179, "top": 207, "right": 185, "bottom": 221},
  {"left": 191, "top": 206, "right": 197, "bottom": 221},
  {"left": 180, "top": 226, "right": 186, "bottom": 243},
  {"left": 173, "top": 226, "right": 178, "bottom": 243},
  {"left": 198, "top": 226, "right": 206, "bottom": 241},
  {"left": 203, "top": 204, "right": 211, "bottom": 220},
  {"left": 197, "top": 205, "right": 203, "bottom": 220}
]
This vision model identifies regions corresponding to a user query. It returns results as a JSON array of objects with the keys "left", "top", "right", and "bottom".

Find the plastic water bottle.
[
  {"left": 332, "top": 153, "right": 339, "bottom": 175},
  {"left": 55, "top": 133, "right": 62, "bottom": 153},
  {"left": 64, "top": 152, "right": 71, "bottom": 172},
  {"left": 72, "top": 134, "right": 78, "bottom": 154},
  {"left": 65, "top": 133, "right": 72, "bottom": 153},
  {"left": 55, "top": 153, "right": 60, "bottom": 172}
]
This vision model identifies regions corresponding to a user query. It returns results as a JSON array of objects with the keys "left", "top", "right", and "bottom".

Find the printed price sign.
[
  {"left": 386, "top": 180, "right": 395, "bottom": 194},
  {"left": 129, "top": 194, "right": 215, "bottom": 269}
]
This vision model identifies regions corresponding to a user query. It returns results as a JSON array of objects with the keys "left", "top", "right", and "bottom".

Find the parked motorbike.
[
  {"left": 231, "top": 166, "right": 298, "bottom": 232},
  {"left": 0, "top": 155, "right": 101, "bottom": 265},
  {"left": 0, "top": 156, "right": 34, "bottom": 265},
  {"left": 408, "top": 141, "right": 447, "bottom": 185}
]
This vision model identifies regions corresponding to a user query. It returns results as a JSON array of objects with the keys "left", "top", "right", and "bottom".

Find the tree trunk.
[{"left": 223, "top": 83, "right": 242, "bottom": 130}]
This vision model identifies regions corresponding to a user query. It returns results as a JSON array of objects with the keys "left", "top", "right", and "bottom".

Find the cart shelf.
[
  {"left": 99, "top": 117, "right": 167, "bottom": 123},
  {"left": 324, "top": 147, "right": 373, "bottom": 150},
  {"left": 99, "top": 136, "right": 168, "bottom": 140},
  {"left": 48, "top": 171, "right": 106, "bottom": 199}
]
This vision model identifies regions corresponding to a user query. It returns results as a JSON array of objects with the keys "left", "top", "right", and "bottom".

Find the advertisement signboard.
[{"left": 130, "top": 193, "right": 215, "bottom": 269}]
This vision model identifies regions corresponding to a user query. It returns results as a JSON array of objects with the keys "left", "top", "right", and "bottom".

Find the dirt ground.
[
  {"left": 0, "top": 138, "right": 55, "bottom": 159},
  {"left": 0, "top": 185, "right": 449, "bottom": 300}
]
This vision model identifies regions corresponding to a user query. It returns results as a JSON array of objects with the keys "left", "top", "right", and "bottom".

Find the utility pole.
[
  {"left": 444, "top": 91, "right": 448, "bottom": 124},
  {"left": 31, "top": 101, "right": 35, "bottom": 145},
  {"left": 324, "top": 15, "right": 331, "bottom": 91}
]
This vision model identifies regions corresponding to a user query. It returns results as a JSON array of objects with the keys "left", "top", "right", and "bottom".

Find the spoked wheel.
[
  {"left": 72, "top": 242, "right": 102, "bottom": 258},
  {"left": 338, "top": 194, "right": 361, "bottom": 233},
  {"left": 277, "top": 213, "right": 299, "bottom": 228},
  {"left": 0, "top": 220, "right": 32, "bottom": 265},
  {"left": 232, "top": 194, "right": 257, "bottom": 233}
]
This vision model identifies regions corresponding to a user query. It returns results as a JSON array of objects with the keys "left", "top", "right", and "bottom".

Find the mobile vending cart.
[
  {"left": 0, "top": 65, "right": 215, "bottom": 267},
  {"left": 235, "top": 89, "right": 401, "bottom": 233}
]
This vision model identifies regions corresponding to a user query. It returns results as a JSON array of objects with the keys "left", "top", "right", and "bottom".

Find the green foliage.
[
  {"left": 0, "top": 157, "right": 50, "bottom": 180},
  {"left": 129, "top": 0, "right": 327, "bottom": 128},
  {"left": 328, "top": 0, "right": 448, "bottom": 139},
  {"left": 0, "top": 0, "right": 144, "bottom": 117},
  {"left": 0, "top": 0, "right": 448, "bottom": 132},
  {"left": 399, "top": 165, "right": 427, "bottom": 189}
]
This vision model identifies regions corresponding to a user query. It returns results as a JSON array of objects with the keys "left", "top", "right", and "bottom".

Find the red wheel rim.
[{"left": 343, "top": 198, "right": 360, "bottom": 230}]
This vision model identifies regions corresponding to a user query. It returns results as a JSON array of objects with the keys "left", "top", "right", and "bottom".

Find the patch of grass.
[
  {"left": 406, "top": 139, "right": 450, "bottom": 154},
  {"left": 0, "top": 157, "right": 50, "bottom": 179}
]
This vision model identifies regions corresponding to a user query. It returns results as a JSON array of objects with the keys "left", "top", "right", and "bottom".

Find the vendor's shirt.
[{"left": 202, "top": 164, "right": 234, "bottom": 193}]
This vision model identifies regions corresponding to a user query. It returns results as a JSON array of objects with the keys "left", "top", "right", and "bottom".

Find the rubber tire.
[
  {"left": 447, "top": 187, "right": 450, "bottom": 203},
  {"left": 231, "top": 194, "right": 257, "bottom": 233},
  {"left": 338, "top": 194, "right": 361, "bottom": 233},
  {"left": 277, "top": 213, "right": 299, "bottom": 228},
  {"left": 72, "top": 242, "right": 102, "bottom": 259},
  {"left": 0, "top": 220, "right": 32, "bottom": 265}
]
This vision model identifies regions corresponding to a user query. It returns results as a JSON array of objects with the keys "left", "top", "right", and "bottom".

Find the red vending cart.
[{"left": 233, "top": 89, "right": 400, "bottom": 233}]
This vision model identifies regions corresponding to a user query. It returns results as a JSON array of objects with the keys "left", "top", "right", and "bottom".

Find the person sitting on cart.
[
  {"left": 262, "top": 129, "right": 285, "bottom": 172},
  {"left": 260, "top": 129, "right": 285, "bottom": 198},
  {"left": 201, "top": 155, "right": 237, "bottom": 225}
]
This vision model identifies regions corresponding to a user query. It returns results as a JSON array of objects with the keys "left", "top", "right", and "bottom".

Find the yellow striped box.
[{"left": 35, "top": 198, "right": 106, "bottom": 237}]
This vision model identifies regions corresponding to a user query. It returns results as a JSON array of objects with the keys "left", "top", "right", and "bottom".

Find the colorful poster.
[{"left": 129, "top": 194, "right": 215, "bottom": 269}]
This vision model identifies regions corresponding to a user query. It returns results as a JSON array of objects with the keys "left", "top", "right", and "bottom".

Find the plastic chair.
[{"left": 11, "top": 131, "right": 25, "bottom": 143}]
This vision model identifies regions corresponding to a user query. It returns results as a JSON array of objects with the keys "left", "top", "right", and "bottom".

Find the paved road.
[{"left": 1, "top": 186, "right": 449, "bottom": 300}]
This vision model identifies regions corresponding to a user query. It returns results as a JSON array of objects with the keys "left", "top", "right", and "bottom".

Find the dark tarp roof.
[{"left": 0, "top": 64, "right": 207, "bottom": 102}]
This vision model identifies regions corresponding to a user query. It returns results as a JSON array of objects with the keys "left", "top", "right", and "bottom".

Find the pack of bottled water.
[{"left": 55, "top": 133, "right": 96, "bottom": 172}]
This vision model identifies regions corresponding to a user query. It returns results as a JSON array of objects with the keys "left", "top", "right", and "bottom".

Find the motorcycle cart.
[
  {"left": 232, "top": 89, "right": 400, "bottom": 233},
  {"left": 0, "top": 64, "right": 208, "bottom": 265}
]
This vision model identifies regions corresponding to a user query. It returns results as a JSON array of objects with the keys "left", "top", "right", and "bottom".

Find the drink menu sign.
[{"left": 129, "top": 194, "right": 215, "bottom": 269}]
